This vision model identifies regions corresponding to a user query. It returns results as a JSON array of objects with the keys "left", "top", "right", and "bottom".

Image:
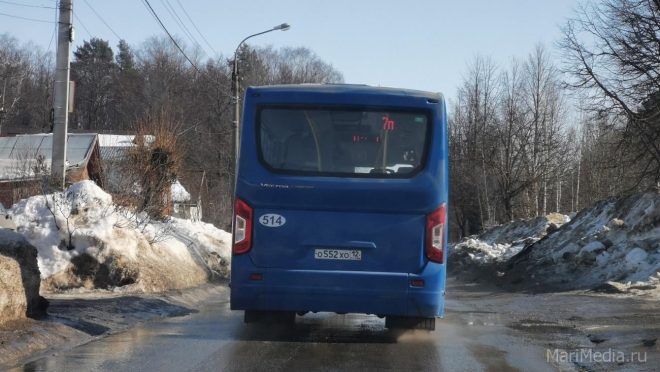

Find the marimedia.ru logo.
[{"left": 547, "top": 349, "right": 647, "bottom": 364}]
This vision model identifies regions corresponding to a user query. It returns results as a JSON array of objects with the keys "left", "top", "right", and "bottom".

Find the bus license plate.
[{"left": 314, "top": 249, "right": 362, "bottom": 260}]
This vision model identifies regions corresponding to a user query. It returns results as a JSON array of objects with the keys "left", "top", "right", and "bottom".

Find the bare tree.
[
  {"left": 485, "top": 58, "right": 534, "bottom": 221},
  {"left": 453, "top": 55, "right": 499, "bottom": 228},
  {"left": 559, "top": 0, "right": 660, "bottom": 185},
  {"left": 0, "top": 34, "right": 53, "bottom": 134}
]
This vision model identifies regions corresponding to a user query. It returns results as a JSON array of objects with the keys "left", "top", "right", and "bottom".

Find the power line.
[
  {"left": 140, "top": 0, "right": 233, "bottom": 95},
  {"left": 159, "top": 0, "right": 211, "bottom": 61},
  {"left": 140, "top": 0, "right": 206, "bottom": 70},
  {"left": 82, "top": 0, "right": 121, "bottom": 40},
  {"left": 81, "top": 0, "right": 149, "bottom": 68},
  {"left": 0, "top": 0, "right": 55, "bottom": 8},
  {"left": 175, "top": 0, "right": 218, "bottom": 57},
  {"left": 0, "top": 11, "right": 55, "bottom": 23},
  {"left": 46, "top": 0, "right": 57, "bottom": 53},
  {"left": 73, "top": 12, "right": 91, "bottom": 37}
]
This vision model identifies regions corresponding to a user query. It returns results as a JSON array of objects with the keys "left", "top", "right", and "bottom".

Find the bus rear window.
[{"left": 257, "top": 107, "right": 430, "bottom": 178}]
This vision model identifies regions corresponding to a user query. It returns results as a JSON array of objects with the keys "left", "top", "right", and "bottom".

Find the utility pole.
[{"left": 51, "top": 0, "right": 73, "bottom": 189}]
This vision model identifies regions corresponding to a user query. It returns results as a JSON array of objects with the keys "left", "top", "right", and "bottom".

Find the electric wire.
[
  {"left": 140, "top": 0, "right": 233, "bottom": 95},
  {"left": 175, "top": 0, "right": 218, "bottom": 57},
  {"left": 78, "top": 0, "right": 156, "bottom": 78},
  {"left": 73, "top": 12, "right": 91, "bottom": 37},
  {"left": 159, "top": 0, "right": 212, "bottom": 61},
  {"left": 82, "top": 0, "right": 121, "bottom": 40},
  {"left": 0, "top": 0, "right": 55, "bottom": 8},
  {"left": 46, "top": 0, "right": 58, "bottom": 54},
  {"left": 0, "top": 11, "right": 54, "bottom": 22},
  {"left": 76, "top": 2, "right": 232, "bottom": 117}
]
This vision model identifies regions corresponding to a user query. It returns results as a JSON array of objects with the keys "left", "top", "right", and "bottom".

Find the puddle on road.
[
  {"left": 234, "top": 313, "right": 411, "bottom": 344},
  {"left": 444, "top": 308, "right": 504, "bottom": 328},
  {"left": 507, "top": 319, "right": 579, "bottom": 335}
]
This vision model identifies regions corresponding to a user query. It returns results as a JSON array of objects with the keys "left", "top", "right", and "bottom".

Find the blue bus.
[{"left": 230, "top": 84, "right": 448, "bottom": 330}]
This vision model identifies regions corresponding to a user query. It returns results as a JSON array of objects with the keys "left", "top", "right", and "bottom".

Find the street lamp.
[
  {"left": 229, "top": 23, "right": 289, "bottom": 228},
  {"left": 0, "top": 107, "right": 5, "bottom": 135},
  {"left": 232, "top": 23, "right": 290, "bottom": 170}
]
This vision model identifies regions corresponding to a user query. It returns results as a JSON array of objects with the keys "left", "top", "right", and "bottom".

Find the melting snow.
[
  {"left": 452, "top": 189, "right": 660, "bottom": 295},
  {"left": 8, "top": 180, "right": 231, "bottom": 290}
]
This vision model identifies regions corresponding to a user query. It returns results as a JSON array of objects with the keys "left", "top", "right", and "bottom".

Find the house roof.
[
  {"left": 98, "top": 134, "right": 155, "bottom": 161},
  {"left": 0, "top": 133, "right": 98, "bottom": 180}
]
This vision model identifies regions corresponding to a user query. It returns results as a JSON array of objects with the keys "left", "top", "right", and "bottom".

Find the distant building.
[
  {"left": 0, "top": 133, "right": 103, "bottom": 207},
  {"left": 98, "top": 134, "right": 202, "bottom": 221},
  {"left": 98, "top": 134, "right": 152, "bottom": 195},
  {"left": 171, "top": 173, "right": 204, "bottom": 222},
  {"left": 98, "top": 134, "right": 155, "bottom": 162}
]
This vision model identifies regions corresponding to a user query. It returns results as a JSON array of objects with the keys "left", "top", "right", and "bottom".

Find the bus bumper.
[{"left": 230, "top": 255, "right": 445, "bottom": 318}]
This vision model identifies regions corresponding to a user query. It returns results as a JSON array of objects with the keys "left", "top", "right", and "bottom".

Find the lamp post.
[
  {"left": 229, "top": 23, "right": 289, "bottom": 228},
  {"left": 232, "top": 23, "right": 290, "bottom": 170},
  {"left": 1, "top": 64, "right": 7, "bottom": 135},
  {"left": 0, "top": 107, "right": 5, "bottom": 135}
]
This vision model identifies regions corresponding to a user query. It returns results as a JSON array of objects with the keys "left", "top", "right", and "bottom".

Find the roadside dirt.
[
  {"left": 448, "top": 279, "right": 660, "bottom": 371},
  {"left": 0, "top": 281, "right": 229, "bottom": 370}
]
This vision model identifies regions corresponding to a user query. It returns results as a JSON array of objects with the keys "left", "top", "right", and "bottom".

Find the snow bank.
[
  {"left": 517, "top": 190, "right": 660, "bottom": 293},
  {"left": 454, "top": 188, "right": 660, "bottom": 296},
  {"left": 479, "top": 213, "right": 566, "bottom": 245},
  {"left": 452, "top": 238, "right": 527, "bottom": 265},
  {"left": 451, "top": 212, "right": 567, "bottom": 265},
  {"left": 9, "top": 180, "right": 231, "bottom": 293}
]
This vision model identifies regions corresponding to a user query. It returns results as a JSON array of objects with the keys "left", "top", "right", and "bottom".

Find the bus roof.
[{"left": 247, "top": 84, "right": 444, "bottom": 100}]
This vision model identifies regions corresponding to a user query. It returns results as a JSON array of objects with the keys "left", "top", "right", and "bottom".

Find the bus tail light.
[
  {"left": 425, "top": 204, "right": 446, "bottom": 264},
  {"left": 234, "top": 199, "right": 253, "bottom": 255},
  {"left": 411, "top": 280, "right": 425, "bottom": 287}
]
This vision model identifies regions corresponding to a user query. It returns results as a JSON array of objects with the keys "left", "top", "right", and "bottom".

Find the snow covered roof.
[
  {"left": 0, "top": 134, "right": 98, "bottom": 180},
  {"left": 101, "top": 147, "right": 129, "bottom": 161},
  {"left": 98, "top": 134, "right": 155, "bottom": 147},
  {"left": 98, "top": 135, "right": 155, "bottom": 161}
]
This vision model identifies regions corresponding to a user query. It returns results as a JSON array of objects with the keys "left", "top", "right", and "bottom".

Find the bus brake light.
[
  {"left": 234, "top": 199, "right": 253, "bottom": 255},
  {"left": 425, "top": 204, "right": 446, "bottom": 264}
]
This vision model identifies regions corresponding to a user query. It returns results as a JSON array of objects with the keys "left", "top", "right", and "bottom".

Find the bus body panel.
[
  {"left": 230, "top": 254, "right": 446, "bottom": 317},
  {"left": 251, "top": 208, "right": 426, "bottom": 273},
  {"left": 231, "top": 84, "right": 448, "bottom": 319}
]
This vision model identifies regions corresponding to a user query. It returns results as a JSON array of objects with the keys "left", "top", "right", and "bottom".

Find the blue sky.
[{"left": 1, "top": 0, "right": 578, "bottom": 102}]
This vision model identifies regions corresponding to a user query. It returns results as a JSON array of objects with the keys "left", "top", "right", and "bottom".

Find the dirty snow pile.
[
  {"left": 9, "top": 180, "right": 232, "bottom": 293},
  {"left": 452, "top": 188, "right": 660, "bottom": 296},
  {"left": 511, "top": 190, "right": 660, "bottom": 294},
  {"left": 451, "top": 213, "right": 569, "bottom": 265},
  {"left": 0, "top": 229, "right": 45, "bottom": 323}
]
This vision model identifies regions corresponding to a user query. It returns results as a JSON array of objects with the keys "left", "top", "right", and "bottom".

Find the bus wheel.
[
  {"left": 244, "top": 310, "right": 295, "bottom": 324},
  {"left": 385, "top": 316, "right": 435, "bottom": 331}
]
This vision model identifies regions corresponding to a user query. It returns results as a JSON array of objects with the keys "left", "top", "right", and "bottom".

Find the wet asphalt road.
[{"left": 13, "top": 282, "right": 660, "bottom": 371}]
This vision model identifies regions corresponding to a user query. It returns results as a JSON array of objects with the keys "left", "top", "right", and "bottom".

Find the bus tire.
[{"left": 385, "top": 316, "right": 435, "bottom": 331}]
